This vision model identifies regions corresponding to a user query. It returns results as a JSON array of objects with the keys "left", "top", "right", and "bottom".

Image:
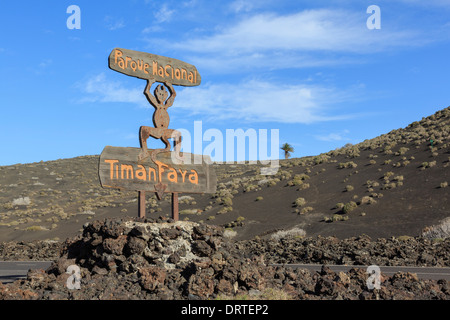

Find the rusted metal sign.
[
  {"left": 100, "top": 48, "right": 213, "bottom": 221},
  {"left": 99, "top": 146, "right": 216, "bottom": 195},
  {"left": 108, "top": 48, "right": 201, "bottom": 87}
]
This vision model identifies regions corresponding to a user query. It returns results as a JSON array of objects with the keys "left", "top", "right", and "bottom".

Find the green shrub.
[
  {"left": 179, "top": 209, "right": 199, "bottom": 215},
  {"left": 267, "top": 180, "right": 278, "bottom": 187},
  {"left": 222, "top": 197, "right": 233, "bottom": 206},
  {"left": 270, "top": 227, "right": 306, "bottom": 241},
  {"left": 342, "top": 201, "right": 357, "bottom": 214},
  {"left": 396, "top": 235, "right": 412, "bottom": 241},
  {"left": 335, "top": 202, "right": 345, "bottom": 209},
  {"left": 294, "top": 197, "right": 306, "bottom": 207},
  {"left": 383, "top": 182, "right": 397, "bottom": 189},
  {"left": 297, "top": 183, "right": 310, "bottom": 190},
  {"left": 338, "top": 161, "right": 357, "bottom": 169},
  {"left": 297, "top": 173, "right": 310, "bottom": 180},
  {"left": 300, "top": 207, "right": 313, "bottom": 215},
  {"left": 287, "top": 178, "right": 302, "bottom": 186},
  {"left": 359, "top": 196, "right": 377, "bottom": 205},
  {"left": 25, "top": 225, "right": 48, "bottom": 232},
  {"left": 384, "top": 171, "right": 394, "bottom": 179},
  {"left": 345, "top": 185, "right": 354, "bottom": 192},
  {"left": 218, "top": 206, "right": 233, "bottom": 214},
  {"left": 244, "top": 184, "right": 258, "bottom": 192}
]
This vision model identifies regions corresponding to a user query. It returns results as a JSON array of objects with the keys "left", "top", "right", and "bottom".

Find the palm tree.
[{"left": 281, "top": 143, "right": 294, "bottom": 159}]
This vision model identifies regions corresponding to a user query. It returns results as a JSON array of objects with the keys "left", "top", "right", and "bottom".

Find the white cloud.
[
  {"left": 76, "top": 74, "right": 359, "bottom": 124},
  {"left": 394, "top": 0, "right": 450, "bottom": 7},
  {"left": 187, "top": 52, "right": 360, "bottom": 74},
  {"left": 142, "top": 25, "right": 163, "bottom": 34},
  {"left": 172, "top": 9, "right": 419, "bottom": 54},
  {"left": 124, "top": 133, "right": 138, "bottom": 140},
  {"left": 154, "top": 4, "right": 174, "bottom": 23},
  {"left": 32, "top": 59, "right": 52, "bottom": 75},
  {"left": 148, "top": 8, "right": 423, "bottom": 73},
  {"left": 38, "top": 59, "right": 52, "bottom": 69},
  {"left": 76, "top": 73, "right": 146, "bottom": 106},
  {"left": 104, "top": 16, "right": 125, "bottom": 30},
  {"left": 174, "top": 80, "right": 357, "bottom": 124},
  {"left": 314, "top": 130, "right": 350, "bottom": 142},
  {"left": 229, "top": 0, "right": 262, "bottom": 13},
  {"left": 141, "top": 4, "right": 175, "bottom": 34}
]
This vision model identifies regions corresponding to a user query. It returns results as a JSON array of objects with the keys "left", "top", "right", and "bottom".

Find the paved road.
[
  {"left": 1, "top": 261, "right": 449, "bottom": 284},
  {"left": 270, "top": 263, "right": 450, "bottom": 281},
  {"left": 0, "top": 261, "right": 53, "bottom": 284}
]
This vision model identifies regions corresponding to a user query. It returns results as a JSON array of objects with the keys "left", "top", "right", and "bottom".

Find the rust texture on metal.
[
  {"left": 108, "top": 48, "right": 201, "bottom": 87},
  {"left": 102, "top": 48, "right": 213, "bottom": 221},
  {"left": 138, "top": 80, "right": 182, "bottom": 163},
  {"left": 154, "top": 182, "right": 167, "bottom": 200},
  {"left": 138, "top": 191, "right": 146, "bottom": 218},
  {"left": 172, "top": 193, "right": 179, "bottom": 221},
  {"left": 99, "top": 146, "right": 217, "bottom": 194}
]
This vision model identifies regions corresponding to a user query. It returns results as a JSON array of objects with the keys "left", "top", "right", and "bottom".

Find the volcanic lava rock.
[
  {"left": 241, "top": 235, "right": 450, "bottom": 267},
  {"left": 0, "top": 240, "right": 61, "bottom": 261},
  {"left": 0, "top": 217, "right": 449, "bottom": 300}
]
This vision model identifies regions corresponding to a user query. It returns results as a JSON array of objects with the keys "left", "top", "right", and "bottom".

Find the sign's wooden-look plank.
[
  {"left": 99, "top": 146, "right": 216, "bottom": 194},
  {"left": 108, "top": 48, "right": 201, "bottom": 87}
]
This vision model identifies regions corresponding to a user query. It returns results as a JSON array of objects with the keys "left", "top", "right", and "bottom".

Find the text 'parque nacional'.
[{"left": 108, "top": 48, "right": 201, "bottom": 87}]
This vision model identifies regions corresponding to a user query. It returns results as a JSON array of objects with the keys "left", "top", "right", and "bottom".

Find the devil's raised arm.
[
  {"left": 144, "top": 79, "right": 157, "bottom": 107},
  {"left": 165, "top": 82, "right": 176, "bottom": 107}
]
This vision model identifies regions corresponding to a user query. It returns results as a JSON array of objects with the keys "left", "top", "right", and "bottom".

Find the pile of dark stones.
[
  {"left": 0, "top": 240, "right": 61, "bottom": 261},
  {"left": 0, "top": 217, "right": 448, "bottom": 300},
  {"left": 241, "top": 235, "right": 450, "bottom": 267}
]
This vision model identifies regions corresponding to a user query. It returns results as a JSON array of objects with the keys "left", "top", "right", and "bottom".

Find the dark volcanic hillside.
[{"left": 0, "top": 107, "right": 449, "bottom": 242}]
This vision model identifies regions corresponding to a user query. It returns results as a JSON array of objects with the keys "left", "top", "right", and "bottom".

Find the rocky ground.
[
  {"left": 241, "top": 235, "right": 450, "bottom": 267},
  {"left": 0, "top": 217, "right": 448, "bottom": 300},
  {"left": 0, "top": 240, "right": 61, "bottom": 261}
]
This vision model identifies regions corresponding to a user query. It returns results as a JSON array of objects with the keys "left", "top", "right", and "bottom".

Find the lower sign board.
[{"left": 99, "top": 146, "right": 216, "bottom": 194}]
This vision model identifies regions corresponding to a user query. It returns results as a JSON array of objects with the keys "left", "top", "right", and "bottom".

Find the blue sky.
[{"left": 1, "top": 0, "right": 450, "bottom": 165}]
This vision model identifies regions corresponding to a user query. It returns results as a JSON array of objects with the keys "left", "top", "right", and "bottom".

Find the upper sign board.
[{"left": 108, "top": 48, "right": 201, "bottom": 87}]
